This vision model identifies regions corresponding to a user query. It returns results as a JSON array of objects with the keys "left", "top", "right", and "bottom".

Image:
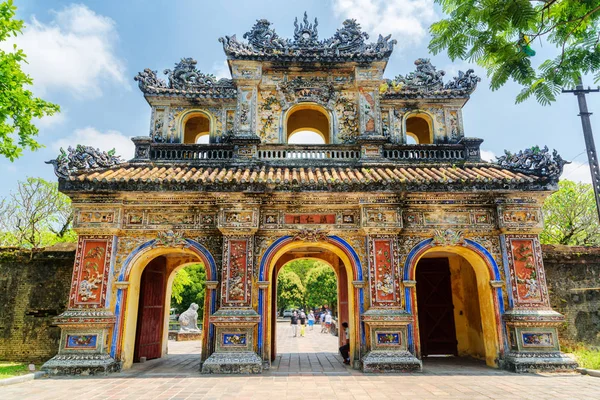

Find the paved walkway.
[{"left": 2, "top": 321, "right": 600, "bottom": 399}]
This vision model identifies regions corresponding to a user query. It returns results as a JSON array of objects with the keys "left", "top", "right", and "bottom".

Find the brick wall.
[
  {"left": 543, "top": 244, "right": 600, "bottom": 346},
  {"left": 0, "top": 245, "right": 75, "bottom": 362}
]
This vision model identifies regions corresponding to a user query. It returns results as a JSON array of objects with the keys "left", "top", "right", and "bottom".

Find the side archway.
[
  {"left": 257, "top": 235, "right": 364, "bottom": 365},
  {"left": 403, "top": 237, "right": 505, "bottom": 367},
  {"left": 177, "top": 109, "right": 215, "bottom": 144},
  {"left": 110, "top": 238, "right": 218, "bottom": 369}
]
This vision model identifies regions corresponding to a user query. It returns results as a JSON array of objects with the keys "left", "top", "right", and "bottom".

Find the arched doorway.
[
  {"left": 404, "top": 112, "right": 433, "bottom": 144},
  {"left": 284, "top": 103, "right": 331, "bottom": 144},
  {"left": 258, "top": 236, "right": 363, "bottom": 369},
  {"left": 111, "top": 239, "right": 217, "bottom": 369},
  {"left": 404, "top": 239, "right": 503, "bottom": 368}
]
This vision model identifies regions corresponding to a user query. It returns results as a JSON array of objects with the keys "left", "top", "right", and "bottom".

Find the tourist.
[
  {"left": 299, "top": 309, "right": 306, "bottom": 337},
  {"left": 339, "top": 322, "right": 350, "bottom": 365},
  {"left": 307, "top": 310, "right": 315, "bottom": 330},
  {"left": 290, "top": 311, "right": 299, "bottom": 337},
  {"left": 320, "top": 311, "right": 328, "bottom": 333},
  {"left": 325, "top": 310, "right": 332, "bottom": 333}
]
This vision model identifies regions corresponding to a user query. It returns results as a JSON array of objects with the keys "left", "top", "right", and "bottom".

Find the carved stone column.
[
  {"left": 359, "top": 205, "right": 421, "bottom": 372},
  {"left": 497, "top": 197, "right": 577, "bottom": 372},
  {"left": 228, "top": 60, "right": 261, "bottom": 155},
  {"left": 356, "top": 64, "right": 388, "bottom": 158},
  {"left": 42, "top": 235, "right": 119, "bottom": 375},
  {"left": 201, "top": 206, "right": 262, "bottom": 374}
]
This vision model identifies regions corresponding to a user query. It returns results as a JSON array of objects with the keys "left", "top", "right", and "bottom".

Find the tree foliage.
[
  {"left": 0, "top": 177, "right": 74, "bottom": 249},
  {"left": 170, "top": 263, "right": 207, "bottom": 316},
  {"left": 430, "top": 0, "right": 600, "bottom": 105},
  {"left": 540, "top": 180, "right": 600, "bottom": 246},
  {"left": 0, "top": 0, "right": 60, "bottom": 160},
  {"left": 304, "top": 264, "right": 337, "bottom": 313},
  {"left": 276, "top": 268, "right": 305, "bottom": 312}
]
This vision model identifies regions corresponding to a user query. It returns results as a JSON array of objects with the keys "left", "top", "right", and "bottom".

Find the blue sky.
[{"left": 2, "top": 0, "right": 598, "bottom": 197}]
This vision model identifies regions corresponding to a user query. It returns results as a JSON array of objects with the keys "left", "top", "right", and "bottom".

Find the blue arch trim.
[{"left": 110, "top": 238, "right": 218, "bottom": 358}]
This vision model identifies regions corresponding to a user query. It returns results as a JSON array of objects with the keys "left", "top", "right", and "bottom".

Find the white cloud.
[
  {"left": 332, "top": 0, "right": 437, "bottom": 48},
  {"left": 561, "top": 161, "right": 592, "bottom": 184},
  {"left": 212, "top": 61, "right": 231, "bottom": 80},
  {"left": 2, "top": 4, "right": 126, "bottom": 98},
  {"left": 480, "top": 150, "right": 496, "bottom": 162},
  {"left": 53, "top": 127, "right": 134, "bottom": 160}
]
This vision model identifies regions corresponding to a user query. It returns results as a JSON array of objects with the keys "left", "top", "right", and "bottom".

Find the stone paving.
[{"left": 2, "top": 321, "right": 600, "bottom": 399}]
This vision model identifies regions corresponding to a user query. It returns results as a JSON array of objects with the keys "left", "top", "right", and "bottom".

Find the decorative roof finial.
[{"left": 293, "top": 12, "right": 319, "bottom": 46}]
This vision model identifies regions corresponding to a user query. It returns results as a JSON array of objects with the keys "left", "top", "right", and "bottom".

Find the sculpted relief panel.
[{"left": 69, "top": 236, "right": 114, "bottom": 308}]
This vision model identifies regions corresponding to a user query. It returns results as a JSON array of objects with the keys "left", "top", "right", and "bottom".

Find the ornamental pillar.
[
  {"left": 497, "top": 196, "right": 577, "bottom": 372},
  {"left": 42, "top": 235, "right": 120, "bottom": 375},
  {"left": 201, "top": 205, "right": 262, "bottom": 374},
  {"left": 228, "top": 61, "right": 261, "bottom": 157},
  {"left": 355, "top": 63, "right": 388, "bottom": 158},
  {"left": 359, "top": 204, "right": 421, "bottom": 372}
]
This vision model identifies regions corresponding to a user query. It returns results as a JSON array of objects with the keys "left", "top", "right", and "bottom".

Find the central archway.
[
  {"left": 258, "top": 236, "right": 363, "bottom": 368},
  {"left": 284, "top": 103, "right": 332, "bottom": 144}
]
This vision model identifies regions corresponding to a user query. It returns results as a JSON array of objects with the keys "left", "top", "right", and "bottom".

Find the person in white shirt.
[{"left": 325, "top": 311, "right": 332, "bottom": 334}]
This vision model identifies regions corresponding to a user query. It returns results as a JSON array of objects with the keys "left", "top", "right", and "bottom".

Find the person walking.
[
  {"left": 299, "top": 309, "right": 306, "bottom": 337},
  {"left": 290, "top": 311, "right": 299, "bottom": 337},
  {"left": 320, "top": 311, "right": 328, "bottom": 333},
  {"left": 339, "top": 322, "right": 350, "bottom": 365},
  {"left": 307, "top": 310, "right": 315, "bottom": 331},
  {"left": 325, "top": 310, "right": 332, "bottom": 334}
]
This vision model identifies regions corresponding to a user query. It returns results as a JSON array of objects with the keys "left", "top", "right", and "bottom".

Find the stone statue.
[{"left": 178, "top": 303, "right": 201, "bottom": 333}]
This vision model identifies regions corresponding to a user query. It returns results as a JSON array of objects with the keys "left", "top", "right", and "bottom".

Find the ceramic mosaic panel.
[
  {"left": 359, "top": 87, "right": 377, "bottom": 134},
  {"left": 77, "top": 210, "right": 115, "bottom": 225},
  {"left": 222, "top": 333, "right": 247, "bottom": 347},
  {"left": 223, "top": 238, "right": 252, "bottom": 305},
  {"left": 368, "top": 237, "right": 400, "bottom": 306},
  {"left": 504, "top": 235, "right": 549, "bottom": 307},
  {"left": 376, "top": 332, "right": 401, "bottom": 346},
  {"left": 65, "top": 334, "right": 98, "bottom": 350},
  {"left": 284, "top": 213, "right": 336, "bottom": 224},
  {"left": 499, "top": 207, "right": 543, "bottom": 231},
  {"left": 521, "top": 332, "right": 554, "bottom": 348},
  {"left": 69, "top": 236, "right": 114, "bottom": 308}
]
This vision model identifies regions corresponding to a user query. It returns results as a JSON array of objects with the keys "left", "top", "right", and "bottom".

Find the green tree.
[
  {"left": 304, "top": 264, "right": 337, "bottom": 313},
  {"left": 0, "top": 0, "right": 60, "bottom": 160},
  {"left": 276, "top": 268, "right": 305, "bottom": 313},
  {"left": 429, "top": 0, "right": 600, "bottom": 105},
  {"left": 170, "top": 263, "right": 206, "bottom": 316},
  {"left": 0, "top": 177, "right": 74, "bottom": 249},
  {"left": 283, "top": 258, "right": 318, "bottom": 285},
  {"left": 540, "top": 180, "right": 600, "bottom": 245}
]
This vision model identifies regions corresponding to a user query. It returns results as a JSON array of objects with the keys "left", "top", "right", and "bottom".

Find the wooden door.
[
  {"left": 134, "top": 257, "right": 166, "bottom": 361},
  {"left": 416, "top": 258, "right": 458, "bottom": 356}
]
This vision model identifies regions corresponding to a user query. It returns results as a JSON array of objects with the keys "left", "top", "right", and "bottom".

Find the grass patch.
[
  {"left": 0, "top": 362, "right": 32, "bottom": 380},
  {"left": 562, "top": 344, "right": 600, "bottom": 370}
]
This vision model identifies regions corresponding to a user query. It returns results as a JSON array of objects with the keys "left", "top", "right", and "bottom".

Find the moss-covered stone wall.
[
  {"left": 0, "top": 245, "right": 75, "bottom": 362},
  {"left": 543, "top": 244, "right": 600, "bottom": 346}
]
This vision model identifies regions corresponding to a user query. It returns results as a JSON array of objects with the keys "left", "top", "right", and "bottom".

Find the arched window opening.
[
  {"left": 183, "top": 114, "right": 210, "bottom": 144},
  {"left": 286, "top": 104, "right": 330, "bottom": 144},
  {"left": 195, "top": 134, "right": 210, "bottom": 144},
  {"left": 406, "top": 114, "right": 432, "bottom": 144}
]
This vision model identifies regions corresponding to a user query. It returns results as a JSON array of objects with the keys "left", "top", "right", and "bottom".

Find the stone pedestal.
[
  {"left": 201, "top": 309, "right": 262, "bottom": 374},
  {"left": 42, "top": 310, "right": 120, "bottom": 375},
  {"left": 361, "top": 309, "right": 422, "bottom": 373},
  {"left": 502, "top": 310, "right": 578, "bottom": 373}
]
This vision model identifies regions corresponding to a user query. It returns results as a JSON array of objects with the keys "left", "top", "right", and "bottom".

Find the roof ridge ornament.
[
  {"left": 495, "top": 146, "right": 569, "bottom": 179},
  {"left": 382, "top": 58, "right": 481, "bottom": 99},
  {"left": 219, "top": 13, "right": 396, "bottom": 62},
  {"left": 46, "top": 145, "right": 123, "bottom": 179}
]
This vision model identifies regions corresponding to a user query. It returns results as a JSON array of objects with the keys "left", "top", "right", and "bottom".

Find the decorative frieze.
[{"left": 69, "top": 236, "right": 115, "bottom": 308}]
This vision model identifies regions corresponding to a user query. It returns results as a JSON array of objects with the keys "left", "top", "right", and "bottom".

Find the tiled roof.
[{"left": 61, "top": 163, "right": 547, "bottom": 192}]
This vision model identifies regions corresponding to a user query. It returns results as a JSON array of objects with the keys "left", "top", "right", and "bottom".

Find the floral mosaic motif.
[
  {"left": 496, "top": 146, "right": 568, "bottom": 179},
  {"left": 219, "top": 14, "right": 396, "bottom": 62},
  {"left": 359, "top": 88, "right": 377, "bottom": 133},
  {"left": 432, "top": 229, "right": 464, "bottom": 246},
  {"left": 258, "top": 93, "right": 280, "bottom": 142},
  {"left": 372, "top": 239, "right": 396, "bottom": 303},
  {"left": 71, "top": 238, "right": 112, "bottom": 307},
  {"left": 510, "top": 239, "right": 542, "bottom": 302},
  {"left": 47, "top": 145, "right": 123, "bottom": 179},
  {"left": 223, "top": 333, "right": 247, "bottom": 346},
  {"left": 376, "top": 332, "right": 400, "bottom": 345},
  {"left": 77, "top": 245, "right": 106, "bottom": 302},
  {"left": 522, "top": 332, "right": 554, "bottom": 347},
  {"left": 291, "top": 229, "right": 329, "bottom": 242},
  {"left": 154, "top": 230, "right": 188, "bottom": 248},
  {"left": 335, "top": 95, "right": 359, "bottom": 143},
  {"left": 66, "top": 335, "right": 98, "bottom": 349},
  {"left": 226, "top": 240, "right": 248, "bottom": 302},
  {"left": 278, "top": 76, "right": 336, "bottom": 107}
]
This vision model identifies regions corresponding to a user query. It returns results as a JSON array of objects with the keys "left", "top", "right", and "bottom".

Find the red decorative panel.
[
  {"left": 368, "top": 237, "right": 398, "bottom": 305},
  {"left": 223, "top": 238, "right": 251, "bottom": 305},
  {"left": 69, "top": 236, "right": 113, "bottom": 308},
  {"left": 504, "top": 235, "right": 549, "bottom": 307},
  {"left": 284, "top": 214, "right": 336, "bottom": 224}
]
